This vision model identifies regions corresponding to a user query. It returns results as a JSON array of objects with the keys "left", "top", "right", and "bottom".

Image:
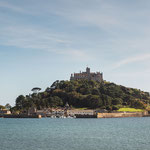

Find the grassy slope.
[{"left": 118, "top": 108, "right": 144, "bottom": 112}]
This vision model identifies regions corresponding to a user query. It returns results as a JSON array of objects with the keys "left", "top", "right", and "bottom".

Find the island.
[{"left": 0, "top": 67, "right": 150, "bottom": 118}]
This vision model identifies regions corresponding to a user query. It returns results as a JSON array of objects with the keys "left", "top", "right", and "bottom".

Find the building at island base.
[
  {"left": 67, "top": 109, "right": 95, "bottom": 116},
  {"left": 0, "top": 109, "right": 11, "bottom": 115},
  {"left": 27, "top": 106, "right": 96, "bottom": 117},
  {"left": 70, "top": 67, "right": 103, "bottom": 82}
]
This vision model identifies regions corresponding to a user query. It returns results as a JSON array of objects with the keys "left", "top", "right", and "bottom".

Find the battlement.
[{"left": 70, "top": 67, "right": 103, "bottom": 82}]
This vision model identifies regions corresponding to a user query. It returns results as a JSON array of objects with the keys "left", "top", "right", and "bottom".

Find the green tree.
[
  {"left": 0, "top": 105, "right": 5, "bottom": 110},
  {"left": 5, "top": 103, "right": 11, "bottom": 110},
  {"left": 85, "top": 95, "right": 103, "bottom": 108},
  {"left": 112, "top": 98, "right": 122, "bottom": 105},
  {"left": 49, "top": 96, "right": 63, "bottom": 107},
  {"left": 16, "top": 95, "right": 25, "bottom": 109}
]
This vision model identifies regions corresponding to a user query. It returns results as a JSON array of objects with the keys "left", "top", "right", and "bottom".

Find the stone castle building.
[{"left": 70, "top": 67, "right": 103, "bottom": 82}]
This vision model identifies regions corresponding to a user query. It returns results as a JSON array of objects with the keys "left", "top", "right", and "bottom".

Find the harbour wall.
[
  {"left": 97, "top": 111, "right": 148, "bottom": 118},
  {"left": 76, "top": 114, "right": 97, "bottom": 118},
  {"left": 0, "top": 114, "right": 42, "bottom": 118}
]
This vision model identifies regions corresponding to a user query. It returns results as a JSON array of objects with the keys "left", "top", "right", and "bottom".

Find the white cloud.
[
  {"left": 112, "top": 53, "right": 150, "bottom": 69},
  {"left": 56, "top": 49, "right": 92, "bottom": 61},
  {"left": 1, "top": 0, "right": 150, "bottom": 62},
  {"left": 0, "top": 1, "right": 31, "bottom": 14},
  {"left": 47, "top": 1, "right": 121, "bottom": 31},
  {"left": 0, "top": 25, "right": 91, "bottom": 61},
  {"left": 0, "top": 26, "right": 70, "bottom": 48},
  {"left": 0, "top": 1, "right": 121, "bottom": 31}
]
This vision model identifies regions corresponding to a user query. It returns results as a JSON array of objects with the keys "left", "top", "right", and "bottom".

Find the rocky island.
[{"left": 1, "top": 67, "right": 150, "bottom": 118}]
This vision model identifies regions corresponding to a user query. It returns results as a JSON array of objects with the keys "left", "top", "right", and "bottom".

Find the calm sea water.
[{"left": 0, "top": 117, "right": 150, "bottom": 150}]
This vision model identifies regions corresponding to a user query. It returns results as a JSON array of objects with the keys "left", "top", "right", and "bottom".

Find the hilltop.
[{"left": 13, "top": 80, "right": 150, "bottom": 112}]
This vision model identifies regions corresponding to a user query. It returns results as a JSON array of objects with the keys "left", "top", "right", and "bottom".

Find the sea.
[{"left": 0, "top": 117, "right": 150, "bottom": 150}]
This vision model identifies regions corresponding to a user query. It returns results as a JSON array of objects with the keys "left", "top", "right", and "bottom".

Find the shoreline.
[{"left": 0, "top": 111, "right": 149, "bottom": 119}]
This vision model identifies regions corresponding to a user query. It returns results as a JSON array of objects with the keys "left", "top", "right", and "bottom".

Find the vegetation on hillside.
[
  {"left": 0, "top": 105, "right": 5, "bottom": 110},
  {"left": 12, "top": 80, "right": 150, "bottom": 112},
  {"left": 0, "top": 104, "right": 11, "bottom": 110}
]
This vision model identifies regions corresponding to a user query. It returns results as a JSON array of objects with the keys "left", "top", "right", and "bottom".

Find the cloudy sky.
[{"left": 0, "top": 0, "right": 150, "bottom": 106}]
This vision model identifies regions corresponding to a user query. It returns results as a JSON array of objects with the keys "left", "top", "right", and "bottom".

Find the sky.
[{"left": 0, "top": 0, "right": 150, "bottom": 106}]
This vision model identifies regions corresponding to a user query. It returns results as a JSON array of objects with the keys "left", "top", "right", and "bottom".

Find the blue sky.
[{"left": 0, "top": 0, "right": 150, "bottom": 106}]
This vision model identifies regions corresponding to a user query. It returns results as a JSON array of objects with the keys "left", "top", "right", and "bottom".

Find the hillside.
[{"left": 14, "top": 80, "right": 150, "bottom": 111}]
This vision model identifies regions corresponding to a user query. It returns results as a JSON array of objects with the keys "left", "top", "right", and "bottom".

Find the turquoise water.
[{"left": 0, "top": 117, "right": 150, "bottom": 150}]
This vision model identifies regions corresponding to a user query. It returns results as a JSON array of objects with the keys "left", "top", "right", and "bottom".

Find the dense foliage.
[
  {"left": 0, "top": 105, "right": 5, "bottom": 110},
  {"left": 13, "top": 80, "right": 150, "bottom": 111},
  {"left": 0, "top": 104, "right": 11, "bottom": 110}
]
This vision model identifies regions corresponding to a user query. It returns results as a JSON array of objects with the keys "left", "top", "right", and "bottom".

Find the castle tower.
[
  {"left": 70, "top": 74, "right": 73, "bottom": 80},
  {"left": 86, "top": 67, "right": 90, "bottom": 74}
]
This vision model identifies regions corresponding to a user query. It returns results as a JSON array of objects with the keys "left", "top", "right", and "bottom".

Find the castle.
[{"left": 70, "top": 67, "right": 103, "bottom": 82}]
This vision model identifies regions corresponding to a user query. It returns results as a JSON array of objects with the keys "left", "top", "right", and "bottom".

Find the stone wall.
[
  {"left": 97, "top": 111, "right": 148, "bottom": 118},
  {"left": 0, "top": 114, "right": 42, "bottom": 118},
  {"left": 76, "top": 114, "right": 97, "bottom": 118}
]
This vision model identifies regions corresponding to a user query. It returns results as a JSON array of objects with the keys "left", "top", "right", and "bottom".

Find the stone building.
[
  {"left": 70, "top": 67, "right": 103, "bottom": 82},
  {"left": 67, "top": 109, "right": 94, "bottom": 116},
  {"left": 0, "top": 109, "right": 11, "bottom": 115}
]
